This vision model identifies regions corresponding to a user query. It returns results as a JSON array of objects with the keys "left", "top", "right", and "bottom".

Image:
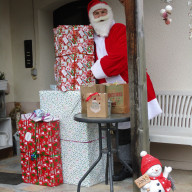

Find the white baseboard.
[{"left": 160, "top": 159, "right": 192, "bottom": 170}]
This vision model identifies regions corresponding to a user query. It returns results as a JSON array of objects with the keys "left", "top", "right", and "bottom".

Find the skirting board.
[{"left": 160, "top": 159, "right": 192, "bottom": 171}]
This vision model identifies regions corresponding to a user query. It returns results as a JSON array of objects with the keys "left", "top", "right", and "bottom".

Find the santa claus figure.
[
  {"left": 87, "top": 0, "right": 162, "bottom": 181},
  {"left": 140, "top": 151, "right": 172, "bottom": 192}
]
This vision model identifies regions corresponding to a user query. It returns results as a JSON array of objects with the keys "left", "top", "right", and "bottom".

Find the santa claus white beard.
[{"left": 91, "top": 15, "right": 113, "bottom": 37}]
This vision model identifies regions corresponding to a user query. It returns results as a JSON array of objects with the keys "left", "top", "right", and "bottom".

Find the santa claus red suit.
[
  {"left": 87, "top": 0, "right": 162, "bottom": 181},
  {"left": 88, "top": 0, "right": 162, "bottom": 120}
]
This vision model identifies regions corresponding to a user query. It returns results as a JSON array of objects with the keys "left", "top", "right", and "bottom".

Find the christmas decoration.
[
  {"left": 53, "top": 25, "right": 95, "bottom": 91},
  {"left": 160, "top": 4, "right": 173, "bottom": 25},
  {"left": 188, "top": 0, "right": 192, "bottom": 39},
  {"left": 18, "top": 117, "right": 63, "bottom": 186},
  {"left": 136, "top": 151, "right": 175, "bottom": 192}
]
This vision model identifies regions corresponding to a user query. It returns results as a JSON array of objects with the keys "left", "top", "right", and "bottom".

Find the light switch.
[{"left": 24, "top": 40, "right": 33, "bottom": 68}]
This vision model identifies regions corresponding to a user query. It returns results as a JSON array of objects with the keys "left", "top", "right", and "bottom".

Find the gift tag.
[{"left": 25, "top": 132, "right": 32, "bottom": 142}]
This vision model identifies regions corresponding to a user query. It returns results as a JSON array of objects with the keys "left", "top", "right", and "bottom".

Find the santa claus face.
[
  {"left": 146, "top": 164, "right": 162, "bottom": 177},
  {"left": 93, "top": 9, "right": 108, "bottom": 19},
  {"left": 89, "top": 7, "right": 114, "bottom": 37}
]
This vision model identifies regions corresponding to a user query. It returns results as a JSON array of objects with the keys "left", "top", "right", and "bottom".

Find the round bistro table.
[{"left": 74, "top": 113, "right": 132, "bottom": 192}]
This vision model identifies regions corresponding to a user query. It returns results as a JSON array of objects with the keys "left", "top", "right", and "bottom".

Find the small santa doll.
[{"left": 140, "top": 151, "right": 174, "bottom": 192}]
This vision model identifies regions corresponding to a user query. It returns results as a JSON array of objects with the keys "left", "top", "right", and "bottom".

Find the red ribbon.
[{"left": 86, "top": 92, "right": 99, "bottom": 102}]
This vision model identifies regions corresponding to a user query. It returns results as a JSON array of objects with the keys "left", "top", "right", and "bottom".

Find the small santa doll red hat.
[
  {"left": 140, "top": 151, "right": 162, "bottom": 175},
  {"left": 87, "top": 0, "right": 112, "bottom": 19}
]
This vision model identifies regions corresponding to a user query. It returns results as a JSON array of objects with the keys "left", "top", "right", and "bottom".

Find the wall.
[
  {"left": 0, "top": 0, "right": 14, "bottom": 102},
  {"left": 144, "top": 0, "right": 192, "bottom": 91}
]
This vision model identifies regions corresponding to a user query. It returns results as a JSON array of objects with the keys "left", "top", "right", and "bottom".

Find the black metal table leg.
[
  {"left": 107, "top": 123, "right": 114, "bottom": 192},
  {"left": 114, "top": 123, "right": 133, "bottom": 174},
  {"left": 105, "top": 153, "right": 109, "bottom": 185},
  {"left": 77, "top": 123, "right": 103, "bottom": 192}
]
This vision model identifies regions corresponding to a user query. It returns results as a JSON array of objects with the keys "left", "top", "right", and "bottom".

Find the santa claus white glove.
[{"left": 91, "top": 59, "right": 108, "bottom": 79}]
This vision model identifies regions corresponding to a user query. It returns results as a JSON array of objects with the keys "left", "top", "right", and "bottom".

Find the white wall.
[
  {"left": 144, "top": 0, "right": 192, "bottom": 91},
  {"left": 8, "top": 0, "right": 74, "bottom": 103},
  {"left": 105, "top": 0, "right": 126, "bottom": 24},
  {"left": 0, "top": 0, "right": 14, "bottom": 102}
]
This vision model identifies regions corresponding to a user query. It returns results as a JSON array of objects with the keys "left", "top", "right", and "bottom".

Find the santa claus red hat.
[
  {"left": 87, "top": 0, "right": 112, "bottom": 18},
  {"left": 140, "top": 151, "right": 162, "bottom": 175}
]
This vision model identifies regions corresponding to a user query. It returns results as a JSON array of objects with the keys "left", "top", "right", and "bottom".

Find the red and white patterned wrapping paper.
[
  {"left": 53, "top": 25, "right": 95, "bottom": 92},
  {"left": 53, "top": 25, "right": 94, "bottom": 56},
  {"left": 19, "top": 120, "right": 63, "bottom": 186},
  {"left": 55, "top": 54, "right": 95, "bottom": 91}
]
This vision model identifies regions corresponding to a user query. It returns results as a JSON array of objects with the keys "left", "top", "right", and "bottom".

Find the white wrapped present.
[
  {"left": 61, "top": 139, "right": 106, "bottom": 187},
  {"left": 39, "top": 90, "right": 99, "bottom": 142}
]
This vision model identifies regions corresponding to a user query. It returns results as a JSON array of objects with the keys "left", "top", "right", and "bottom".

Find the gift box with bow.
[{"left": 18, "top": 111, "right": 63, "bottom": 186}]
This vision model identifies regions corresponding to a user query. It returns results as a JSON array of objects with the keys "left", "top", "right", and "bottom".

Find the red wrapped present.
[
  {"left": 53, "top": 25, "right": 95, "bottom": 92},
  {"left": 21, "top": 153, "right": 63, "bottom": 186},
  {"left": 19, "top": 118, "right": 63, "bottom": 187},
  {"left": 55, "top": 54, "right": 95, "bottom": 92},
  {"left": 20, "top": 153, "right": 39, "bottom": 185},
  {"left": 18, "top": 120, "right": 38, "bottom": 153},
  {"left": 38, "top": 155, "right": 63, "bottom": 186},
  {"left": 38, "top": 121, "right": 61, "bottom": 156},
  {"left": 53, "top": 25, "right": 94, "bottom": 56}
]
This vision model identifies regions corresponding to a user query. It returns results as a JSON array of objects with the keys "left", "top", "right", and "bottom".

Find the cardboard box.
[
  {"left": 86, "top": 93, "right": 108, "bottom": 118},
  {"left": 80, "top": 84, "right": 106, "bottom": 113},
  {"left": 106, "top": 83, "right": 130, "bottom": 114}
]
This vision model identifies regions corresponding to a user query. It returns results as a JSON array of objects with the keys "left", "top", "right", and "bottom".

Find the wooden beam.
[{"left": 124, "top": 0, "right": 149, "bottom": 191}]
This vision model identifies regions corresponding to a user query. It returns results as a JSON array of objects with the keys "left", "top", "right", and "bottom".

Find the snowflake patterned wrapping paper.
[
  {"left": 39, "top": 90, "right": 101, "bottom": 142},
  {"left": 60, "top": 139, "right": 106, "bottom": 187},
  {"left": 53, "top": 25, "right": 95, "bottom": 92}
]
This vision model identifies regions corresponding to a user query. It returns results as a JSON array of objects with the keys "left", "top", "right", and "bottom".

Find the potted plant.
[{"left": 0, "top": 71, "right": 8, "bottom": 91}]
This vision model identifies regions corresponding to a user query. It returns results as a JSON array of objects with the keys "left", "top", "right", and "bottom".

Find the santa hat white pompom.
[{"left": 140, "top": 151, "right": 147, "bottom": 157}]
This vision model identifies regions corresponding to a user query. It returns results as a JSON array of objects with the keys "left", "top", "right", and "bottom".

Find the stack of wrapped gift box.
[
  {"left": 53, "top": 25, "right": 95, "bottom": 92},
  {"left": 18, "top": 113, "right": 63, "bottom": 186},
  {"left": 39, "top": 25, "right": 107, "bottom": 187}
]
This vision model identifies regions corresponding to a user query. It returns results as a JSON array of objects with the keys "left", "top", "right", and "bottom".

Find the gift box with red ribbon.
[
  {"left": 53, "top": 25, "right": 95, "bottom": 92},
  {"left": 18, "top": 117, "right": 63, "bottom": 187}
]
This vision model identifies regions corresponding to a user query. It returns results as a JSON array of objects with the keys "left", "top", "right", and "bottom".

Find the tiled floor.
[{"left": 0, "top": 156, "right": 191, "bottom": 192}]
